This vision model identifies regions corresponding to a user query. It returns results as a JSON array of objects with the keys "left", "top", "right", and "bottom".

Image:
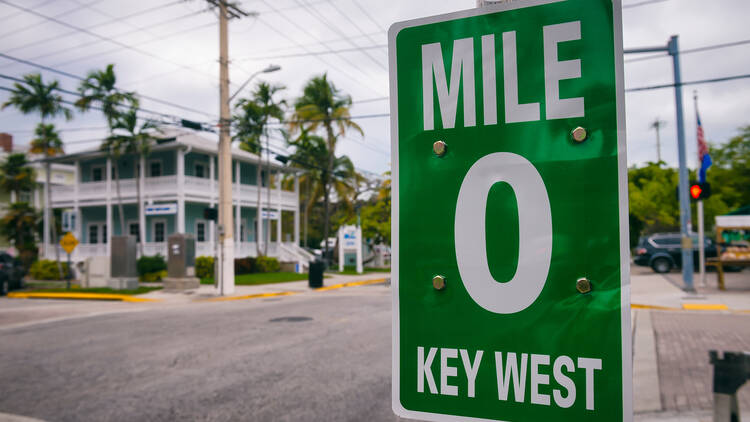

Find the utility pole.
[
  {"left": 207, "top": 0, "right": 251, "bottom": 295},
  {"left": 649, "top": 118, "right": 666, "bottom": 163},
  {"left": 625, "top": 35, "right": 694, "bottom": 292}
]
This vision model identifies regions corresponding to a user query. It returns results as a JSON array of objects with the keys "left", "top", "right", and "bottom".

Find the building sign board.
[
  {"left": 389, "top": 0, "right": 631, "bottom": 420},
  {"left": 145, "top": 203, "right": 178, "bottom": 216}
]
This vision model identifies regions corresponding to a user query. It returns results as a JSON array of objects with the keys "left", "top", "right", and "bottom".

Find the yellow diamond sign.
[{"left": 60, "top": 232, "right": 79, "bottom": 254}]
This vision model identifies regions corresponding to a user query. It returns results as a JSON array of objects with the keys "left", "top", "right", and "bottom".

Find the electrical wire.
[
  {"left": 240, "top": 44, "right": 386, "bottom": 62},
  {"left": 625, "top": 39, "right": 750, "bottom": 63},
  {"left": 625, "top": 73, "right": 750, "bottom": 92},
  {"left": 0, "top": 0, "right": 108, "bottom": 41},
  {"left": 0, "top": 0, "right": 221, "bottom": 85},
  {"left": 351, "top": 0, "right": 386, "bottom": 33},
  {"left": 0, "top": 52, "right": 217, "bottom": 119},
  {"left": 622, "top": 0, "right": 669, "bottom": 8}
]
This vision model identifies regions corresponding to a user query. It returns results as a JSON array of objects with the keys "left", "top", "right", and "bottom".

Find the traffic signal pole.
[{"left": 625, "top": 35, "right": 694, "bottom": 291}]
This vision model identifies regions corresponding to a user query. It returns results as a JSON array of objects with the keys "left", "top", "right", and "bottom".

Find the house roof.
[{"left": 46, "top": 127, "right": 299, "bottom": 173}]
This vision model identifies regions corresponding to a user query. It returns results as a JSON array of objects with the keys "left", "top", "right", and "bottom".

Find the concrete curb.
[
  {"left": 196, "top": 277, "right": 389, "bottom": 302},
  {"left": 6, "top": 292, "right": 161, "bottom": 303}
]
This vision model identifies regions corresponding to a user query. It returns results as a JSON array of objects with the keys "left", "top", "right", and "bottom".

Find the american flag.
[{"left": 696, "top": 111, "right": 712, "bottom": 184}]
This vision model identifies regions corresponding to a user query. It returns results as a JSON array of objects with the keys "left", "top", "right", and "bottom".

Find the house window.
[
  {"left": 195, "top": 163, "right": 206, "bottom": 179},
  {"left": 89, "top": 224, "right": 98, "bottom": 244},
  {"left": 87, "top": 223, "right": 107, "bottom": 244},
  {"left": 153, "top": 220, "right": 166, "bottom": 243},
  {"left": 128, "top": 222, "right": 140, "bottom": 242},
  {"left": 18, "top": 190, "right": 32, "bottom": 203},
  {"left": 149, "top": 160, "right": 162, "bottom": 177},
  {"left": 196, "top": 220, "right": 206, "bottom": 242},
  {"left": 91, "top": 165, "right": 104, "bottom": 182}
]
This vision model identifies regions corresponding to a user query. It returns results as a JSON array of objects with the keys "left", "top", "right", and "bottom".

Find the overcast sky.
[{"left": 0, "top": 0, "right": 748, "bottom": 176}]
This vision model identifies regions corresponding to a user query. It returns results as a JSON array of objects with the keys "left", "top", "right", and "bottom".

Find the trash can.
[{"left": 308, "top": 260, "right": 325, "bottom": 288}]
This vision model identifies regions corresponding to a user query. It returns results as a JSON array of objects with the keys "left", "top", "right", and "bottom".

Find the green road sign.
[{"left": 388, "top": 0, "right": 630, "bottom": 421}]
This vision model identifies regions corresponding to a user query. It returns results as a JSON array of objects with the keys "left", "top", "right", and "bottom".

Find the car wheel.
[{"left": 651, "top": 258, "right": 672, "bottom": 274}]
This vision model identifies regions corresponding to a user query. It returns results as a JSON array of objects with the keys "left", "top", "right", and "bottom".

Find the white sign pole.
[
  {"left": 698, "top": 200, "right": 706, "bottom": 287},
  {"left": 338, "top": 227, "right": 344, "bottom": 272},
  {"left": 356, "top": 226, "right": 363, "bottom": 274}
]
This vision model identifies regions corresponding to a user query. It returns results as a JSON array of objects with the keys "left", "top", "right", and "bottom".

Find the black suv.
[
  {"left": 634, "top": 233, "right": 717, "bottom": 273},
  {"left": 0, "top": 252, "right": 25, "bottom": 295}
]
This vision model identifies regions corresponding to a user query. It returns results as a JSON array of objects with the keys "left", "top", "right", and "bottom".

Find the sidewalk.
[
  {"left": 137, "top": 271, "right": 389, "bottom": 304},
  {"left": 631, "top": 267, "right": 750, "bottom": 421}
]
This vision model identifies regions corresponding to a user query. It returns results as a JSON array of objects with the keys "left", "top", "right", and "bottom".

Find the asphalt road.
[{"left": 0, "top": 286, "right": 400, "bottom": 422}]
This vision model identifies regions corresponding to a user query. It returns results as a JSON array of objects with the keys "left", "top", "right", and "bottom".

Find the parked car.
[
  {"left": 0, "top": 252, "right": 26, "bottom": 295},
  {"left": 634, "top": 233, "right": 717, "bottom": 273}
]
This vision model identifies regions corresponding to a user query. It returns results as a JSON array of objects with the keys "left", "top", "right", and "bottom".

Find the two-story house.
[{"left": 46, "top": 127, "right": 312, "bottom": 265}]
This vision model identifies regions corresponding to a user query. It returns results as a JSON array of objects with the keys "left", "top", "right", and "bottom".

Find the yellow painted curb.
[
  {"left": 631, "top": 303, "right": 680, "bottom": 311},
  {"left": 682, "top": 303, "right": 729, "bottom": 311},
  {"left": 200, "top": 291, "right": 299, "bottom": 302},
  {"left": 315, "top": 278, "right": 387, "bottom": 292},
  {"left": 6, "top": 292, "right": 160, "bottom": 303}
]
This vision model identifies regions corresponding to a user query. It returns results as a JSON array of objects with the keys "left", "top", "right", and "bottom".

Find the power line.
[
  {"left": 0, "top": 0, "right": 222, "bottom": 86},
  {"left": 0, "top": 52, "right": 217, "bottom": 118},
  {"left": 0, "top": 0, "right": 108, "bottom": 41},
  {"left": 4, "top": 126, "right": 108, "bottom": 134},
  {"left": 625, "top": 73, "right": 750, "bottom": 92},
  {"left": 255, "top": 0, "right": 386, "bottom": 96},
  {"left": 240, "top": 44, "right": 386, "bottom": 61},
  {"left": 294, "top": 0, "right": 386, "bottom": 71},
  {"left": 2, "top": 4, "right": 199, "bottom": 67},
  {"left": 351, "top": 0, "right": 386, "bottom": 33},
  {"left": 0, "top": 0, "right": 56, "bottom": 24},
  {"left": 625, "top": 39, "right": 750, "bottom": 63}
]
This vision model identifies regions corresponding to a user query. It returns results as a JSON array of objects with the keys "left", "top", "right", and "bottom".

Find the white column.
[
  {"left": 42, "top": 165, "right": 49, "bottom": 258},
  {"left": 276, "top": 170, "right": 282, "bottom": 245},
  {"left": 356, "top": 226, "right": 363, "bottom": 274},
  {"left": 106, "top": 158, "right": 112, "bottom": 256},
  {"left": 10, "top": 191, "right": 16, "bottom": 203},
  {"left": 338, "top": 227, "right": 344, "bottom": 272},
  {"left": 293, "top": 174, "right": 300, "bottom": 245},
  {"left": 235, "top": 161, "right": 241, "bottom": 248},
  {"left": 257, "top": 165, "right": 263, "bottom": 254},
  {"left": 177, "top": 148, "right": 186, "bottom": 233},
  {"left": 139, "top": 155, "right": 146, "bottom": 249},
  {"left": 209, "top": 155, "right": 216, "bottom": 255}
]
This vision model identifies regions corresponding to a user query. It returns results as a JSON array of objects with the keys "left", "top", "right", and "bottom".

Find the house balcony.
[{"left": 50, "top": 175, "right": 298, "bottom": 209}]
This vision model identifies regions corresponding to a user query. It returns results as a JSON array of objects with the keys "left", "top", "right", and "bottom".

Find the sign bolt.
[
  {"left": 433, "top": 140, "right": 447, "bottom": 156},
  {"left": 576, "top": 277, "right": 592, "bottom": 294},
  {"left": 432, "top": 275, "right": 446, "bottom": 290},
  {"left": 571, "top": 127, "right": 588, "bottom": 143}
]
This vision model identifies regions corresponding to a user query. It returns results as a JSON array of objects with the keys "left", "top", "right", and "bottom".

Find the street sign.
[
  {"left": 60, "top": 232, "right": 79, "bottom": 255},
  {"left": 145, "top": 203, "right": 177, "bottom": 215},
  {"left": 389, "top": 1, "right": 630, "bottom": 421}
]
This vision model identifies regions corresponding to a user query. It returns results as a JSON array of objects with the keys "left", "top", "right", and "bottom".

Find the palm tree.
[
  {"left": 0, "top": 153, "right": 37, "bottom": 201},
  {"left": 0, "top": 202, "right": 39, "bottom": 270},
  {"left": 233, "top": 81, "right": 286, "bottom": 256},
  {"left": 1, "top": 73, "right": 72, "bottom": 277},
  {"left": 288, "top": 131, "right": 358, "bottom": 251},
  {"left": 111, "top": 106, "right": 157, "bottom": 257},
  {"left": 76, "top": 65, "right": 138, "bottom": 237},
  {"left": 289, "top": 74, "right": 363, "bottom": 262}
]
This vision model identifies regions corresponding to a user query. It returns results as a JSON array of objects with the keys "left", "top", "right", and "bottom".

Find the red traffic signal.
[
  {"left": 690, "top": 184, "right": 702, "bottom": 200},
  {"left": 688, "top": 182, "right": 711, "bottom": 201}
]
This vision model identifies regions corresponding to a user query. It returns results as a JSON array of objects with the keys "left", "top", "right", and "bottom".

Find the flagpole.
[{"left": 694, "top": 90, "right": 706, "bottom": 287}]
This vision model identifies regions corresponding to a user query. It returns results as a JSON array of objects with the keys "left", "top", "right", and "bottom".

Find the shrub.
[
  {"left": 234, "top": 257, "right": 256, "bottom": 275},
  {"left": 140, "top": 270, "right": 167, "bottom": 282},
  {"left": 255, "top": 256, "right": 280, "bottom": 273},
  {"left": 137, "top": 255, "right": 166, "bottom": 277},
  {"left": 29, "top": 259, "right": 71, "bottom": 280},
  {"left": 196, "top": 256, "right": 214, "bottom": 279}
]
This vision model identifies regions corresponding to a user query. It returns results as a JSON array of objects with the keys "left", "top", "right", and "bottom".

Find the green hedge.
[
  {"left": 137, "top": 255, "right": 166, "bottom": 277},
  {"left": 256, "top": 256, "right": 280, "bottom": 273},
  {"left": 140, "top": 270, "right": 167, "bottom": 282},
  {"left": 29, "top": 260, "right": 71, "bottom": 280},
  {"left": 196, "top": 256, "right": 214, "bottom": 279}
]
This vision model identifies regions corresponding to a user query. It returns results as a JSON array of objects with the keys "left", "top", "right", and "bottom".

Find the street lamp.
[{"left": 228, "top": 64, "right": 281, "bottom": 103}]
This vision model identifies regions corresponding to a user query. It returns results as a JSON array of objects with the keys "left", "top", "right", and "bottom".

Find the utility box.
[
  {"left": 164, "top": 233, "right": 199, "bottom": 290},
  {"left": 108, "top": 235, "right": 138, "bottom": 290}
]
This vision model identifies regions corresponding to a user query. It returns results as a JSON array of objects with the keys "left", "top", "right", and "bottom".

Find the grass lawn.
[
  {"left": 22, "top": 286, "right": 163, "bottom": 296},
  {"left": 200, "top": 272, "right": 309, "bottom": 286}
]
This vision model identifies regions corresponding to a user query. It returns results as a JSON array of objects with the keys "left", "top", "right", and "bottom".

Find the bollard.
[{"left": 709, "top": 350, "right": 750, "bottom": 422}]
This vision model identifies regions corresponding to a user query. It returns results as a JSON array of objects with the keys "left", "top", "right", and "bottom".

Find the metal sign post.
[
  {"left": 389, "top": 0, "right": 631, "bottom": 420},
  {"left": 59, "top": 232, "right": 79, "bottom": 290}
]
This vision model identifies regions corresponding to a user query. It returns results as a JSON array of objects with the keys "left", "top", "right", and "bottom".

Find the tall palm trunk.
[
  {"left": 322, "top": 121, "right": 336, "bottom": 265},
  {"left": 136, "top": 156, "right": 145, "bottom": 257},
  {"left": 304, "top": 179, "right": 311, "bottom": 248},
  {"left": 256, "top": 154, "right": 262, "bottom": 257},
  {"left": 265, "top": 136, "right": 271, "bottom": 256},
  {"left": 46, "top": 159, "right": 64, "bottom": 280},
  {"left": 114, "top": 166, "right": 125, "bottom": 237}
]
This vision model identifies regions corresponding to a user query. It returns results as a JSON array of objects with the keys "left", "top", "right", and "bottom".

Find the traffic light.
[
  {"left": 203, "top": 207, "right": 218, "bottom": 221},
  {"left": 689, "top": 182, "right": 711, "bottom": 201}
]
